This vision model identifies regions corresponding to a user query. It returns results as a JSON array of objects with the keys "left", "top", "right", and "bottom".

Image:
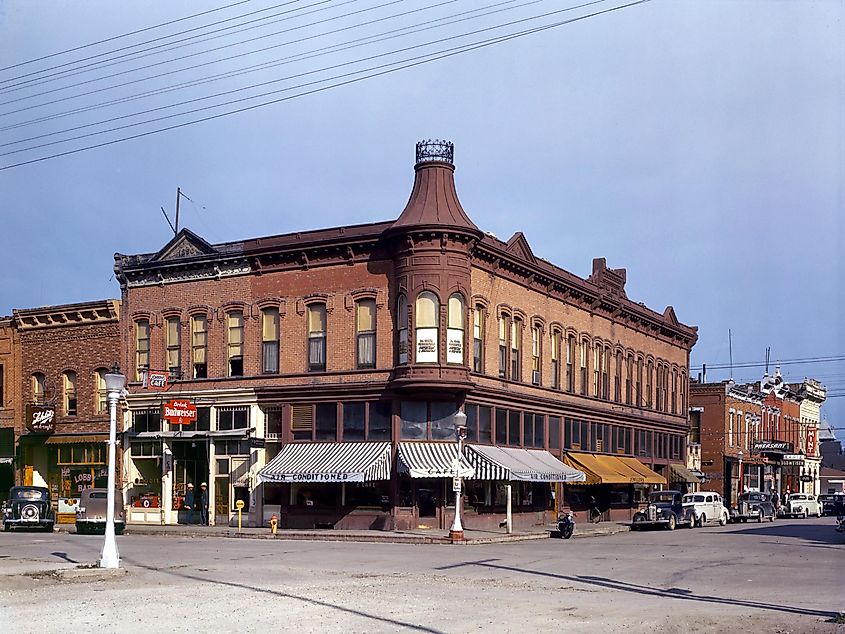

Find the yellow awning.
[
  {"left": 45, "top": 434, "right": 108, "bottom": 445},
  {"left": 563, "top": 453, "right": 666, "bottom": 485},
  {"left": 616, "top": 457, "right": 667, "bottom": 485}
]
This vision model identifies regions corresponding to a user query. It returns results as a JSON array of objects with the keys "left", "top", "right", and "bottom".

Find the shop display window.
[
  {"left": 291, "top": 483, "right": 338, "bottom": 507},
  {"left": 315, "top": 403, "right": 337, "bottom": 441},
  {"left": 345, "top": 481, "right": 389, "bottom": 508},
  {"left": 368, "top": 401, "right": 392, "bottom": 441},
  {"left": 133, "top": 409, "right": 161, "bottom": 433},
  {"left": 342, "top": 402, "right": 365, "bottom": 441},
  {"left": 218, "top": 407, "right": 248, "bottom": 431}
]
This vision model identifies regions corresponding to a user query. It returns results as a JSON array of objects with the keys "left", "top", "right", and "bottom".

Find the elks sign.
[
  {"left": 25, "top": 405, "right": 56, "bottom": 433},
  {"left": 162, "top": 400, "right": 197, "bottom": 425}
]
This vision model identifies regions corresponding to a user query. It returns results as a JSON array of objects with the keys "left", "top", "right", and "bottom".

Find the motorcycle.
[
  {"left": 836, "top": 515, "right": 845, "bottom": 533},
  {"left": 557, "top": 511, "right": 575, "bottom": 539}
]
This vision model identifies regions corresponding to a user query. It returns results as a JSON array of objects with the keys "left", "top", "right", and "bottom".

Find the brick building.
[
  {"left": 13, "top": 300, "right": 121, "bottom": 523},
  {"left": 0, "top": 316, "right": 20, "bottom": 496},
  {"left": 114, "top": 140, "right": 698, "bottom": 530}
]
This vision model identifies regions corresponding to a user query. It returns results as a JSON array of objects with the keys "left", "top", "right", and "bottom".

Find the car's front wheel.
[
  {"left": 719, "top": 513, "right": 727, "bottom": 526},
  {"left": 667, "top": 515, "right": 676, "bottom": 531},
  {"left": 757, "top": 510, "right": 764, "bottom": 523}
]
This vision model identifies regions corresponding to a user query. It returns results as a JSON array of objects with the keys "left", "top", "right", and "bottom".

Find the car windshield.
[
  {"left": 683, "top": 494, "right": 706, "bottom": 503},
  {"left": 742, "top": 493, "right": 764, "bottom": 502},
  {"left": 650, "top": 492, "right": 676, "bottom": 504},
  {"left": 12, "top": 488, "right": 47, "bottom": 501}
]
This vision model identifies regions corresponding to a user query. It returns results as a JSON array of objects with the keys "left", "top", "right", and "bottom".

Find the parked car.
[
  {"left": 819, "top": 494, "right": 845, "bottom": 517},
  {"left": 632, "top": 490, "right": 695, "bottom": 530},
  {"left": 734, "top": 491, "right": 775, "bottom": 522},
  {"left": 75, "top": 488, "right": 126, "bottom": 535},
  {"left": 2, "top": 486, "right": 55, "bottom": 532},
  {"left": 682, "top": 492, "right": 729, "bottom": 527},
  {"left": 782, "top": 493, "right": 822, "bottom": 518}
]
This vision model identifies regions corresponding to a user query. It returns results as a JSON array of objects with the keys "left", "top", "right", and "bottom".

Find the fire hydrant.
[{"left": 270, "top": 513, "right": 278, "bottom": 535}]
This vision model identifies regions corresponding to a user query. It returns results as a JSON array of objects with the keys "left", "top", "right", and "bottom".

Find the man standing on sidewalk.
[
  {"left": 184, "top": 483, "right": 195, "bottom": 524},
  {"left": 200, "top": 482, "right": 209, "bottom": 526}
]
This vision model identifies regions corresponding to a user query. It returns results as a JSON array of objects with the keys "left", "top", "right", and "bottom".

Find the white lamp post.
[
  {"left": 449, "top": 409, "right": 468, "bottom": 540},
  {"left": 100, "top": 365, "right": 126, "bottom": 569}
]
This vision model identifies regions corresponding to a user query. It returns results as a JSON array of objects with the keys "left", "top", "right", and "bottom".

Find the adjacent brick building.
[
  {"left": 0, "top": 316, "right": 20, "bottom": 496},
  {"left": 114, "top": 140, "right": 698, "bottom": 530},
  {"left": 13, "top": 300, "right": 121, "bottom": 522}
]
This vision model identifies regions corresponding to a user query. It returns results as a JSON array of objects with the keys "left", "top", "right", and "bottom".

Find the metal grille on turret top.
[{"left": 416, "top": 139, "right": 454, "bottom": 164}]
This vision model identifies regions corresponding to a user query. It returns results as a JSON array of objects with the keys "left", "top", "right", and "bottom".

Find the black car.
[
  {"left": 819, "top": 494, "right": 845, "bottom": 517},
  {"left": 2, "top": 486, "right": 55, "bottom": 532},
  {"left": 632, "top": 490, "right": 695, "bottom": 530},
  {"left": 733, "top": 491, "right": 775, "bottom": 523}
]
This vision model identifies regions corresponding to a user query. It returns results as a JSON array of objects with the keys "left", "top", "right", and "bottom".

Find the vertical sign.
[
  {"left": 446, "top": 328, "right": 464, "bottom": 364},
  {"left": 415, "top": 327, "right": 438, "bottom": 363}
]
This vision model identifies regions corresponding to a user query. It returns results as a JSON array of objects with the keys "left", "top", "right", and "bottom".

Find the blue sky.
[{"left": 0, "top": 0, "right": 842, "bottom": 426}]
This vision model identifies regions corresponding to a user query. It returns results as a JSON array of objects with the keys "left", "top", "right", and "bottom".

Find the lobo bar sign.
[{"left": 162, "top": 400, "right": 197, "bottom": 426}]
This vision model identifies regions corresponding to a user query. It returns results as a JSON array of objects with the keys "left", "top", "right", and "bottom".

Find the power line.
[
  {"left": 0, "top": 0, "right": 544, "bottom": 144},
  {"left": 0, "top": 1, "right": 309, "bottom": 88},
  {"left": 691, "top": 355, "right": 845, "bottom": 372},
  {"left": 0, "top": 0, "right": 630, "bottom": 163},
  {"left": 0, "top": 1, "right": 250, "bottom": 74}
]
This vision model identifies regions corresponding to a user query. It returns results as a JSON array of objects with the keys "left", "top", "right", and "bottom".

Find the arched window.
[
  {"left": 166, "top": 317, "right": 181, "bottom": 376},
  {"left": 95, "top": 368, "right": 108, "bottom": 414},
  {"left": 446, "top": 294, "right": 465, "bottom": 365},
  {"left": 397, "top": 294, "right": 409, "bottom": 364},
  {"left": 191, "top": 314, "right": 208, "bottom": 378},
  {"left": 63, "top": 371, "right": 77, "bottom": 416},
  {"left": 262, "top": 307, "right": 280, "bottom": 374},
  {"left": 579, "top": 339, "right": 588, "bottom": 396},
  {"left": 414, "top": 292, "right": 439, "bottom": 363},
  {"left": 531, "top": 325, "right": 542, "bottom": 385},
  {"left": 550, "top": 329, "right": 561, "bottom": 390},
  {"left": 511, "top": 317, "right": 522, "bottom": 381},
  {"left": 135, "top": 319, "right": 150, "bottom": 381},
  {"left": 356, "top": 299, "right": 376, "bottom": 369},
  {"left": 472, "top": 305, "right": 485, "bottom": 373},
  {"left": 566, "top": 334, "right": 576, "bottom": 393},
  {"left": 32, "top": 372, "right": 47, "bottom": 404},
  {"left": 227, "top": 311, "right": 244, "bottom": 376},
  {"left": 307, "top": 303, "right": 327, "bottom": 372},
  {"left": 646, "top": 360, "right": 654, "bottom": 409},
  {"left": 625, "top": 354, "right": 633, "bottom": 405},
  {"left": 498, "top": 314, "right": 509, "bottom": 378}
]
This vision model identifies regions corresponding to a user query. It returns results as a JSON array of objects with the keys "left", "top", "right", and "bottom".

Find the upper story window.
[
  {"left": 625, "top": 355, "right": 633, "bottom": 405},
  {"left": 414, "top": 292, "right": 439, "bottom": 364},
  {"left": 566, "top": 334, "right": 575, "bottom": 393},
  {"left": 166, "top": 317, "right": 181, "bottom": 377},
  {"left": 646, "top": 359, "right": 654, "bottom": 408},
  {"left": 227, "top": 311, "right": 244, "bottom": 377},
  {"left": 655, "top": 362, "right": 663, "bottom": 412},
  {"left": 262, "top": 308, "right": 280, "bottom": 374},
  {"left": 95, "top": 368, "right": 108, "bottom": 414},
  {"left": 614, "top": 350, "right": 622, "bottom": 403},
  {"left": 32, "top": 372, "right": 47, "bottom": 404},
  {"left": 498, "top": 315, "right": 509, "bottom": 378},
  {"left": 593, "top": 343, "right": 601, "bottom": 397},
  {"left": 446, "top": 294, "right": 465, "bottom": 365},
  {"left": 579, "top": 339, "right": 588, "bottom": 396},
  {"left": 0, "top": 364, "right": 4, "bottom": 408},
  {"left": 531, "top": 325, "right": 541, "bottom": 385},
  {"left": 135, "top": 319, "right": 150, "bottom": 381},
  {"left": 671, "top": 368, "right": 678, "bottom": 414},
  {"left": 63, "top": 371, "right": 77, "bottom": 416},
  {"left": 218, "top": 407, "right": 249, "bottom": 431},
  {"left": 356, "top": 299, "right": 376, "bottom": 370},
  {"left": 472, "top": 306, "right": 484, "bottom": 373},
  {"left": 550, "top": 330, "right": 560, "bottom": 390},
  {"left": 510, "top": 318, "right": 522, "bottom": 381},
  {"left": 307, "top": 303, "right": 327, "bottom": 372},
  {"left": 636, "top": 357, "right": 643, "bottom": 407},
  {"left": 397, "top": 294, "right": 409, "bottom": 365},
  {"left": 191, "top": 314, "right": 208, "bottom": 379},
  {"left": 602, "top": 347, "right": 610, "bottom": 400}
]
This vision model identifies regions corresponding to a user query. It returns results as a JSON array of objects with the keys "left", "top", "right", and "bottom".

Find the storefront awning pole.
[{"left": 506, "top": 484, "right": 512, "bottom": 534}]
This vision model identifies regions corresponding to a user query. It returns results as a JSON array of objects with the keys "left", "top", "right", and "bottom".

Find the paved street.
[{"left": 1, "top": 517, "right": 842, "bottom": 633}]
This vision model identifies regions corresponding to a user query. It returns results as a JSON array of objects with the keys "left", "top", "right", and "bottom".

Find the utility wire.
[
  {"left": 0, "top": 0, "right": 250, "bottom": 74},
  {"left": 0, "top": 0, "right": 649, "bottom": 171},
  {"left": 0, "top": 0, "right": 356, "bottom": 95},
  {"left": 0, "top": 1, "right": 310, "bottom": 88},
  {"left": 691, "top": 356, "right": 845, "bottom": 372},
  {"left": 0, "top": 0, "right": 474, "bottom": 118},
  {"left": 0, "top": 0, "right": 542, "bottom": 143}
]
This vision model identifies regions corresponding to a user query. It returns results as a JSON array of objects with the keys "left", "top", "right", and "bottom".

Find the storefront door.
[
  {"left": 416, "top": 479, "right": 442, "bottom": 529},
  {"left": 172, "top": 441, "right": 209, "bottom": 524}
]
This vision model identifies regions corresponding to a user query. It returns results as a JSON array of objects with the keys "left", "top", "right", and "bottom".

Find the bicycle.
[{"left": 589, "top": 506, "right": 603, "bottom": 523}]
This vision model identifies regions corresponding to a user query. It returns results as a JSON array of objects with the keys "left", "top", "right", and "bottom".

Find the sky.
[{"left": 0, "top": 1, "right": 842, "bottom": 427}]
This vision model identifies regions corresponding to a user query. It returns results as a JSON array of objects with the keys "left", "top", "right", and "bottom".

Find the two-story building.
[{"left": 114, "top": 141, "right": 698, "bottom": 531}]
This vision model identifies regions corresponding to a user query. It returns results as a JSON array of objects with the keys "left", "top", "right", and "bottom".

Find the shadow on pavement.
[
  {"left": 434, "top": 558, "right": 838, "bottom": 620},
  {"left": 721, "top": 521, "right": 844, "bottom": 547}
]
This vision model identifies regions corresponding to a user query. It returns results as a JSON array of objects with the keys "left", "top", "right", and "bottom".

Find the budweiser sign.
[
  {"left": 142, "top": 371, "right": 169, "bottom": 391},
  {"left": 26, "top": 405, "right": 56, "bottom": 433},
  {"left": 162, "top": 400, "right": 197, "bottom": 425}
]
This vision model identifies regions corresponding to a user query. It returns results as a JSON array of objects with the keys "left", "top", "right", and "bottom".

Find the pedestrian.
[
  {"left": 200, "top": 482, "right": 209, "bottom": 526},
  {"left": 184, "top": 483, "right": 195, "bottom": 524}
]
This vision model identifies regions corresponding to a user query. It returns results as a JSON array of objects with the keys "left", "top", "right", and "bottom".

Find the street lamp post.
[
  {"left": 449, "top": 409, "right": 468, "bottom": 541},
  {"left": 100, "top": 365, "right": 126, "bottom": 569}
]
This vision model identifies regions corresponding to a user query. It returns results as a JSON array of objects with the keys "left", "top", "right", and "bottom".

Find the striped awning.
[
  {"left": 257, "top": 442, "right": 391, "bottom": 484},
  {"left": 669, "top": 462, "right": 703, "bottom": 484},
  {"left": 465, "top": 445, "right": 586, "bottom": 482},
  {"left": 45, "top": 434, "right": 108, "bottom": 445},
  {"left": 397, "top": 443, "right": 474, "bottom": 478}
]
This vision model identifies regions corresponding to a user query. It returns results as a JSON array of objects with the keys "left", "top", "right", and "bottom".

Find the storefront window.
[
  {"left": 342, "top": 402, "right": 365, "bottom": 441},
  {"left": 479, "top": 406, "right": 492, "bottom": 444},
  {"left": 430, "top": 402, "right": 456, "bottom": 440},
  {"left": 368, "top": 401, "right": 392, "bottom": 441},
  {"left": 290, "top": 483, "right": 338, "bottom": 507},
  {"left": 549, "top": 416, "right": 561, "bottom": 449},
  {"left": 216, "top": 440, "right": 250, "bottom": 455},
  {"left": 400, "top": 402, "right": 427, "bottom": 441},
  {"left": 133, "top": 409, "right": 161, "bottom": 433},
  {"left": 315, "top": 404, "right": 337, "bottom": 441},
  {"left": 508, "top": 411, "right": 520, "bottom": 446},
  {"left": 346, "top": 481, "right": 390, "bottom": 508},
  {"left": 218, "top": 407, "right": 248, "bottom": 431},
  {"left": 495, "top": 409, "right": 507, "bottom": 445}
]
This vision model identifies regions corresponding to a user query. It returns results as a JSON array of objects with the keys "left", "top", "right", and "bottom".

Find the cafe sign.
[
  {"left": 162, "top": 400, "right": 197, "bottom": 425},
  {"left": 141, "top": 370, "right": 169, "bottom": 391},
  {"left": 25, "top": 404, "right": 55, "bottom": 433}
]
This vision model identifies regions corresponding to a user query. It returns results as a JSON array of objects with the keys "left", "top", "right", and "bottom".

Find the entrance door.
[
  {"left": 416, "top": 479, "right": 442, "bottom": 529},
  {"left": 172, "top": 441, "right": 209, "bottom": 524}
]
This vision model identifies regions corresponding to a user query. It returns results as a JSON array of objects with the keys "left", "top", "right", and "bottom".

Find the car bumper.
[{"left": 4, "top": 518, "right": 54, "bottom": 527}]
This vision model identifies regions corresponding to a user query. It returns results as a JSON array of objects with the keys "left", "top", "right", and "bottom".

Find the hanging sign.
[
  {"left": 806, "top": 428, "right": 817, "bottom": 457},
  {"left": 142, "top": 370, "right": 169, "bottom": 391},
  {"left": 162, "top": 400, "right": 197, "bottom": 425},
  {"left": 25, "top": 405, "right": 56, "bottom": 433}
]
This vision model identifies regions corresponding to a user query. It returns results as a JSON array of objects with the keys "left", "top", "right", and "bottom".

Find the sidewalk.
[{"left": 55, "top": 520, "right": 631, "bottom": 544}]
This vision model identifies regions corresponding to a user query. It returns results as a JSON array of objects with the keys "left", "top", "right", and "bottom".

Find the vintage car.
[
  {"left": 75, "top": 488, "right": 126, "bottom": 535},
  {"left": 632, "top": 490, "right": 695, "bottom": 530},
  {"left": 2, "top": 486, "right": 55, "bottom": 532},
  {"left": 782, "top": 493, "right": 822, "bottom": 518},
  {"left": 819, "top": 494, "right": 845, "bottom": 517},
  {"left": 682, "top": 492, "right": 729, "bottom": 527},
  {"left": 734, "top": 491, "right": 775, "bottom": 522}
]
